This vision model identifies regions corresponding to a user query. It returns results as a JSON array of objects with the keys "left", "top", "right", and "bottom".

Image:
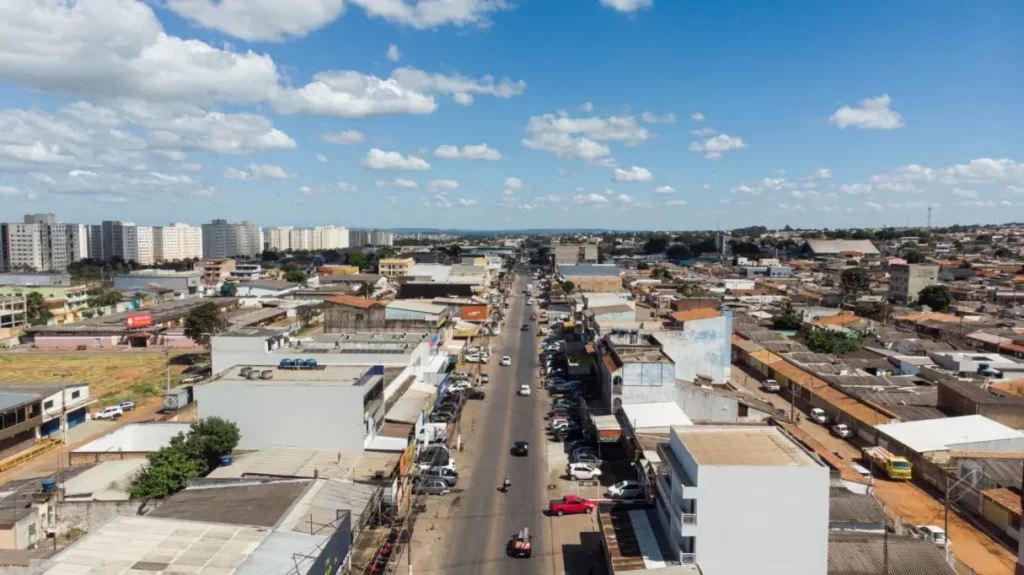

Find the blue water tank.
[
  {"left": 219, "top": 454, "right": 234, "bottom": 466},
  {"left": 41, "top": 478, "right": 57, "bottom": 493},
  {"left": 279, "top": 358, "right": 295, "bottom": 369}
]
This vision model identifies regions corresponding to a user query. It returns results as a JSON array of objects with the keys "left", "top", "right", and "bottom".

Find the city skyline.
[{"left": 1, "top": 1, "right": 1022, "bottom": 230}]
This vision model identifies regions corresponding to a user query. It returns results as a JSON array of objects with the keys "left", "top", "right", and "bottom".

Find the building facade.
[
  {"left": 554, "top": 243, "right": 600, "bottom": 265},
  {"left": 153, "top": 223, "right": 203, "bottom": 262},
  {"left": 202, "top": 220, "right": 263, "bottom": 258},
  {"left": 0, "top": 214, "right": 83, "bottom": 273},
  {"left": 889, "top": 263, "right": 940, "bottom": 305},
  {"left": 121, "top": 225, "right": 154, "bottom": 265},
  {"left": 378, "top": 258, "right": 415, "bottom": 277},
  {"left": 101, "top": 220, "right": 131, "bottom": 262}
]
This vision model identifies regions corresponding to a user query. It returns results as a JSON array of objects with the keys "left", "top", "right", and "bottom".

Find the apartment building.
[
  {"left": 101, "top": 220, "right": 130, "bottom": 261},
  {"left": 554, "top": 242, "right": 600, "bottom": 265},
  {"left": 889, "top": 263, "right": 940, "bottom": 305},
  {"left": 378, "top": 257, "right": 415, "bottom": 277},
  {"left": 198, "top": 258, "right": 236, "bottom": 288},
  {"left": 85, "top": 224, "right": 103, "bottom": 260},
  {"left": 202, "top": 219, "right": 264, "bottom": 258},
  {"left": 266, "top": 226, "right": 293, "bottom": 251},
  {"left": 153, "top": 223, "right": 203, "bottom": 261},
  {"left": 267, "top": 225, "right": 351, "bottom": 251},
  {"left": 0, "top": 296, "right": 27, "bottom": 331},
  {"left": 121, "top": 225, "right": 154, "bottom": 265},
  {"left": 656, "top": 426, "right": 829, "bottom": 574},
  {"left": 0, "top": 214, "right": 86, "bottom": 273},
  {"left": 349, "top": 229, "right": 394, "bottom": 247}
]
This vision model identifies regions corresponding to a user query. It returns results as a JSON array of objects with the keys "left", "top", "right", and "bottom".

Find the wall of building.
[
  {"left": 617, "top": 362, "right": 677, "bottom": 406},
  {"left": 324, "top": 304, "right": 386, "bottom": 333},
  {"left": 653, "top": 312, "right": 731, "bottom": 383},
  {"left": 32, "top": 335, "right": 121, "bottom": 350},
  {"left": 566, "top": 276, "right": 622, "bottom": 293},
  {"left": 56, "top": 500, "right": 158, "bottom": 538},
  {"left": 675, "top": 387, "right": 770, "bottom": 423},
  {"left": 194, "top": 383, "right": 368, "bottom": 451}
]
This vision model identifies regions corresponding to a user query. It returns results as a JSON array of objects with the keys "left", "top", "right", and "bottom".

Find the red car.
[{"left": 549, "top": 495, "right": 596, "bottom": 516}]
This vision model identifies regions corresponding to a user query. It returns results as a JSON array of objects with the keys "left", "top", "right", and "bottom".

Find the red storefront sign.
[{"left": 126, "top": 312, "right": 153, "bottom": 328}]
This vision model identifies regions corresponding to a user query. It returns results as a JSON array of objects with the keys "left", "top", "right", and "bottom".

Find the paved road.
[{"left": 444, "top": 274, "right": 556, "bottom": 575}]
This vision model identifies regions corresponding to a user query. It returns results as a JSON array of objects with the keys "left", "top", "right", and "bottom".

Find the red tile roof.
[
  {"left": 325, "top": 295, "right": 380, "bottom": 309},
  {"left": 669, "top": 308, "right": 722, "bottom": 323}
]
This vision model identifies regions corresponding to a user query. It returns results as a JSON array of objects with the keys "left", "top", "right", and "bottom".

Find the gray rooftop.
[
  {"left": 558, "top": 264, "right": 623, "bottom": 277},
  {"left": 827, "top": 532, "right": 955, "bottom": 574},
  {"left": 215, "top": 364, "right": 373, "bottom": 385},
  {"left": 31, "top": 298, "right": 238, "bottom": 334},
  {"left": 149, "top": 480, "right": 311, "bottom": 527},
  {"left": 0, "top": 391, "right": 41, "bottom": 412},
  {"left": 828, "top": 488, "right": 888, "bottom": 526}
]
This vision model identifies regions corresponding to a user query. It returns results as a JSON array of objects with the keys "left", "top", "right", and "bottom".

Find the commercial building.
[
  {"left": 655, "top": 425, "right": 829, "bottom": 574},
  {"left": 100, "top": 220, "right": 130, "bottom": 261},
  {"left": 152, "top": 223, "right": 203, "bottom": 261},
  {"left": 379, "top": 257, "right": 415, "bottom": 277},
  {"left": 112, "top": 269, "right": 201, "bottom": 295},
  {"left": 201, "top": 219, "right": 264, "bottom": 258},
  {"left": 554, "top": 242, "right": 599, "bottom": 265},
  {"left": 802, "top": 239, "right": 880, "bottom": 257},
  {"left": 0, "top": 214, "right": 83, "bottom": 273},
  {"left": 195, "top": 364, "right": 386, "bottom": 451},
  {"left": 1, "top": 383, "right": 92, "bottom": 438},
  {"left": 597, "top": 334, "right": 677, "bottom": 408},
  {"left": 559, "top": 264, "right": 623, "bottom": 293},
  {"left": 874, "top": 414, "right": 1024, "bottom": 458},
  {"left": 889, "top": 263, "right": 940, "bottom": 305}
]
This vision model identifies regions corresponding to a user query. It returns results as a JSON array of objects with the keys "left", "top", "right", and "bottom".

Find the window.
[
  {"left": 71, "top": 390, "right": 80, "bottom": 399},
  {"left": 44, "top": 400, "right": 54, "bottom": 409}
]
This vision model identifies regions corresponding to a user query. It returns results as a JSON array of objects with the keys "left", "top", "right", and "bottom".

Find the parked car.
[
  {"left": 518, "top": 385, "right": 532, "bottom": 397},
  {"left": 551, "top": 420, "right": 581, "bottom": 432},
  {"left": 463, "top": 388, "right": 485, "bottom": 400},
  {"left": 501, "top": 356, "right": 512, "bottom": 366},
  {"left": 479, "top": 374, "right": 489, "bottom": 384},
  {"left": 810, "top": 408, "right": 830, "bottom": 424},
  {"left": 831, "top": 423, "right": 853, "bottom": 438},
  {"left": 761, "top": 379, "right": 780, "bottom": 392},
  {"left": 95, "top": 406, "right": 123, "bottom": 420},
  {"left": 450, "top": 371, "right": 470, "bottom": 381},
  {"left": 510, "top": 441, "right": 530, "bottom": 456},
  {"left": 566, "top": 463, "right": 602, "bottom": 480},
  {"left": 180, "top": 374, "right": 203, "bottom": 384},
  {"left": 572, "top": 452, "right": 601, "bottom": 465},
  {"left": 429, "top": 411, "right": 457, "bottom": 423},
  {"left": 607, "top": 480, "right": 643, "bottom": 500},
  {"left": 118, "top": 400, "right": 136, "bottom": 412},
  {"left": 417, "top": 466, "right": 459, "bottom": 486},
  {"left": 906, "top": 525, "right": 950, "bottom": 549},
  {"left": 413, "top": 480, "right": 450, "bottom": 495},
  {"left": 549, "top": 495, "right": 595, "bottom": 516}
]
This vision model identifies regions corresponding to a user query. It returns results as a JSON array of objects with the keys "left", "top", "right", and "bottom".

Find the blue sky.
[{"left": 1, "top": 0, "right": 1023, "bottom": 230}]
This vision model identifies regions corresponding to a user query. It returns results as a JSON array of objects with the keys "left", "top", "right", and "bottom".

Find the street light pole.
[{"left": 944, "top": 469, "right": 981, "bottom": 562}]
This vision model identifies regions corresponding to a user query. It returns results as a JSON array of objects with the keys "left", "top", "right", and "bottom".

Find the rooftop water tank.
[
  {"left": 260, "top": 369, "right": 274, "bottom": 379},
  {"left": 40, "top": 478, "right": 57, "bottom": 493}
]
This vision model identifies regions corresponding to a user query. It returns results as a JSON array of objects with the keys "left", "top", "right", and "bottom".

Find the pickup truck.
[
  {"left": 831, "top": 423, "right": 853, "bottom": 438},
  {"left": 549, "top": 495, "right": 595, "bottom": 516},
  {"left": 761, "top": 379, "right": 780, "bottom": 392}
]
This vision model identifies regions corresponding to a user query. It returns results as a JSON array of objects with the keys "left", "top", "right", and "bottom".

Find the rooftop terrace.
[{"left": 674, "top": 425, "right": 820, "bottom": 467}]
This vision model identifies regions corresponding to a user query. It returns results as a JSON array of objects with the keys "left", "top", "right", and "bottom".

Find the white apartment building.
[
  {"left": 202, "top": 220, "right": 263, "bottom": 258},
  {"left": 315, "top": 226, "right": 349, "bottom": 250},
  {"left": 266, "top": 226, "right": 294, "bottom": 251},
  {"left": 656, "top": 426, "right": 829, "bottom": 575},
  {"left": 0, "top": 214, "right": 83, "bottom": 273},
  {"left": 153, "top": 223, "right": 203, "bottom": 262},
  {"left": 267, "top": 226, "right": 349, "bottom": 251},
  {"left": 235, "top": 221, "right": 264, "bottom": 258},
  {"left": 122, "top": 225, "right": 154, "bottom": 265},
  {"left": 289, "top": 228, "right": 313, "bottom": 251}
]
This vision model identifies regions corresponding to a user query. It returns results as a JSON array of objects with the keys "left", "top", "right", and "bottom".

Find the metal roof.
[
  {"left": 876, "top": 414, "right": 1024, "bottom": 453},
  {"left": 0, "top": 391, "right": 40, "bottom": 412},
  {"left": 385, "top": 388, "right": 432, "bottom": 424},
  {"left": 278, "top": 478, "right": 372, "bottom": 535},
  {"left": 621, "top": 402, "right": 693, "bottom": 430},
  {"left": 828, "top": 488, "right": 887, "bottom": 526},
  {"left": 827, "top": 532, "right": 955, "bottom": 574},
  {"left": 149, "top": 480, "right": 312, "bottom": 527},
  {"left": 804, "top": 239, "right": 880, "bottom": 255},
  {"left": 205, "top": 446, "right": 363, "bottom": 480},
  {"left": 558, "top": 264, "right": 623, "bottom": 277}
]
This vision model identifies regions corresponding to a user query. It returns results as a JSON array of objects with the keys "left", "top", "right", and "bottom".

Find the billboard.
[
  {"left": 125, "top": 312, "right": 153, "bottom": 329},
  {"left": 462, "top": 305, "right": 489, "bottom": 321}
]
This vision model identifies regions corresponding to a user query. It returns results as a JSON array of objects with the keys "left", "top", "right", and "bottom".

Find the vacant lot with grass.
[{"left": 0, "top": 353, "right": 198, "bottom": 404}]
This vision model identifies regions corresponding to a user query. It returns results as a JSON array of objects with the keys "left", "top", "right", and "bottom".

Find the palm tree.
[{"left": 357, "top": 282, "right": 375, "bottom": 298}]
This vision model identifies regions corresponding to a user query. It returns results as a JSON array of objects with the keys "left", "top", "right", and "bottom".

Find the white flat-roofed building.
[
  {"left": 874, "top": 414, "right": 1024, "bottom": 455},
  {"left": 194, "top": 364, "right": 386, "bottom": 452},
  {"left": 655, "top": 425, "right": 829, "bottom": 575},
  {"left": 621, "top": 402, "right": 693, "bottom": 434}
]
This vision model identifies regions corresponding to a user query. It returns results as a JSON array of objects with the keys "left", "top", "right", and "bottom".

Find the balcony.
[
  {"left": 681, "top": 513, "right": 696, "bottom": 525},
  {"left": 681, "top": 553, "right": 697, "bottom": 565},
  {"left": 680, "top": 513, "right": 698, "bottom": 537}
]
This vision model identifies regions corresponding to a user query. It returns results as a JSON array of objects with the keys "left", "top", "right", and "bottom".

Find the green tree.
[
  {"left": 804, "top": 329, "right": 858, "bottom": 355},
  {"left": 88, "top": 290, "right": 124, "bottom": 308},
  {"left": 917, "top": 285, "right": 952, "bottom": 311},
  {"left": 347, "top": 251, "right": 370, "bottom": 270},
  {"left": 643, "top": 236, "right": 669, "bottom": 254},
  {"left": 772, "top": 302, "right": 802, "bottom": 330},
  {"left": 183, "top": 303, "right": 229, "bottom": 347},
  {"left": 221, "top": 282, "right": 238, "bottom": 297},
  {"left": 24, "top": 292, "right": 53, "bottom": 326},
  {"left": 185, "top": 417, "right": 241, "bottom": 474},
  {"left": 284, "top": 269, "right": 308, "bottom": 284},
  {"left": 665, "top": 244, "right": 692, "bottom": 261},
  {"left": 129, "top": 443, "right": 201, "bottom": 500},
  {"left": 904, "top": 251, "right": 926, "bottom": 264},
  {"left": 637, "top": 262, "right": 650, "bottom": 270},
  {"left": 561, "top": 280, "right": 575, "bottom": 294},
  {"left": 840, "top": 267, "right": 870, "bottom": 303},
  {"left": 357, "top": 282, "right": 376, "bottom": 298}
]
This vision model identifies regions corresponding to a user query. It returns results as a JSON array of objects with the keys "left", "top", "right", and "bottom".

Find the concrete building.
[
  {"left": 554, "top": 242, "right": 599, "bottom": 265},
  {"left": 201, "top": 219, "right": 263, "bottom": 258},
  {"left": 85, "top": 224, "right": 103, "bottom": 260},
  {"left": 0, "top": 296, "right": 27, "bottom": 334},
  {"left": 0, "top": 391, "right": 43, "bottom": 459},
  {"left": 266, "top": 226, "right": 293, "bottom": 251},
  {"left": 659, "top": 308, "right": 732, "bottom": 383},
  {"left": 121, "top": 224, "right": 154, "bottom": 265},
  {"left": 598, "top": 334, "right": 676, "bottom": 408},
  {"left": 153, "top": 223, "right": 203, "bottom": 261},
  {"left": 0, "top": 383, "right": 92, "bottom": 437},
  {"left": 559, "top": 264, "right": 623, "bottom": 293},
  {"left": 379, "top": 257, "right": 415, "bottom": 278},
  {"left": 113, "top": 269, "right": 201, "bottom": 295},
  {"left": 100, "top": 220, "right": 131, "bottom": 261},
  {"left": 349, "top": 229, "right": 394, "bottom": 247},
  {"left": 655, "top": 425, "right": 829, "bottom": 574},
  {"left": 198, "top": 257, "right": 236, "bottom": 289},
  {"left": 70, "top": 422, "right": 191, "bottom": 465},
  {"left": 889, "top": 263, "right": 940, "bottom": 305},
  {"left": 0, "top": 214, "right": 83, "bottom": 273},
  {"left": 195, "top": 364, "right": 386, "bottom": 451}
]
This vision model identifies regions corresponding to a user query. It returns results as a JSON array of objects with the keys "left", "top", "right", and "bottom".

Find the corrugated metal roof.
[
  {"left": 829, "top": 488, "right": 888, "bottom": 525},
  {"left": 805, "top": 239, "right": 880, "bottom": 255},
  {"left": 827, "top": 532, "right": 956, "bottom": 574},
  {"left": 876, "top": 414, "right": 1024, "bottom": 453},
  {"left": 385, "top": 388, "right": 432, "bottom": 424}
]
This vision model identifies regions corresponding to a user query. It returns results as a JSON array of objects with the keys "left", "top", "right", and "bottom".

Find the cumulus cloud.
[
  {"left": 299, "top": 182, "right": 358, "bottom": 195},
  {"left": 164, "top": 0, "right": 345, "bottom": 42},
  {"left": 224, "top": 163, "right": 295, "bottom": 180},
  {"left": 457, "top": 198, "right": 478, "bottom": 207},
  {"left": 521, "top": 111, "right": 648, "bottom": 162},
  {"left": 731, "top": 185, "right": 759, "bottom": 196},
  {"left": 574, "top": 193, "right": 608, "bottom": 204},
  {"left": 350, "top": 0, "right": 512, "bottom": 29},
  {"left": 375, "top": 178, "right": 418, "bottom": 188},
  {"left": 864, "top": 201, "right": 883, "bottom": 211},
  {"left": 598, "top": 0, "right": 653, "bottom": 13},
  {"left": 641, "top": 111, "right": 676, "bottom": 124},
  {"left": 830, "top": 94, "right": 904, "bottom": 130},
  {"left": 434, "top": 144, "right": 503, "bottom": 161},
  {"left": 688, "top": 134, "right": 748, "bottom": 159},
  {"left": 654, "top": 185, "right": 675, "bottom": 194},
  {"left": 687, "top": 127, "right": 717, "bottom": 136},
  {"left": 387, "top": 44, "right": 401, "bottom": 62},
  {"left": 666, "top": 200, "right": 687, "bottom": 206},
  {"left": 504, "top": 177, "right": 524, "bottom": 190},
  {"left": 810, "top": 167, "right": 832, "bottom": 179},
  {"left": 690, "top": 112, "right": 705, "bottom": 121},
  {"left": 322, "top": 130, "right": 366, "bottom": 145},
  {"left": 790, "top": 190, "right": 819, "bottom": 200},
  {"left": 316, "top": 153, "right": 328, "bottom": 163},
  {"left": 427, "top": 179, "right": 460, "bottom": 191},
  {"left": 362, "top": 148, "right": 431, "bottom": 170},
  {"left": 612, "top": 166, "right": 653, "bottom": 182},
  {"left": 617, "top": 194, "right": 633, "bottom": 204},
  {"left": 389, "top": 66, "right": 526, "bottom": 105},
  {"left": 952, "top": 188, "right": 978, "bottom": 198}
]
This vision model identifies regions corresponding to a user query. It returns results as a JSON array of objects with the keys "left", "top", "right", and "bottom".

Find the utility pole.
[
  {"left": 945, "top": 469, "right": 981, "bottom": 563},
  {"left": 165, "top": 349, "right": 171, "bottom": 392},
  {"left": 55, "top": 371, "right": 71, "bottom": 550}
]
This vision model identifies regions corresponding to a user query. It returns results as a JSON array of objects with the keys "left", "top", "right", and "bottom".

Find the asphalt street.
[{"left": 444, "top": 273, "right": 556, "bottom": 575}]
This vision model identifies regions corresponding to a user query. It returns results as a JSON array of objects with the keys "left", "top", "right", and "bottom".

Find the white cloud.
[
  {"left": 522, "top": 111, "right": 648, "bottom": 162},
  {"left": 864, "top": 201, "right": 883, "bottom": 211},
  {"left": 690, "top": 112, "right": 705, "bottom": 121},
  {"left": 778, "top": 203, "right": 806, "bottom": 213},
  {"left": 387, "top": 44, "right": 401, "bottom": 62},
  {"left": 612, "top": 166, "right": 653, "bottom": 182},
  {"left": 165, "top": 0, "right": 344, "bottom": 41},
  {"left": 434, "top": 143, "right": 503, "bottom": 161},
  {"left": 760, "top": 177, "right": 786, "bottom": 190},
  {"left": 952, "top": 188, "right": 978, "bottom": 198},
  {"left": 457, "top": 198, "right": 478, "bottom": 207},
  {"left": 0, "top": 0, "right": 280, "bottom": 106},
  {"left": 299, "top": 182, "right": 358, "bottom": 195},
  {"left": 557, "top": 168, "right": 575, "bottom": 177},
  {"left": 1002, "top": 200, "right": 1014, "bottom": 206},
  {"left": 362, "top": 148, "right": 431, "bottom": 170},
  {"left": 574, "top": 193, "right": 608, "bottom": 204},
  {"left": 810, "top": 167, "right": 832, "bottom": 179},
  {"left": 958, "top": 200, "right": 997, "bottom": 208},
  {"left": 375, "top": 178, "right": 419, "bottom": 188},
  {"left": 273, "top": 71, "right": 438, "bottom": 118},
  {"left": 790, "top": 190, "right": 820, "bottom": 200},
  {"left": 322, "top": 130, "right": 366, "bottom": 144},
  {"left": 0, "top": 185, "right": 23, "bottom": 196},
  {"left": 840, "top": 183, "right": 873, "bottom": 195},
  {"left": 504, "top": 177, "right": 524, "bottom": 190},
  {"left": 666, "top": 200, "right": 687, "bottom": 206},
  {"left": 731, "top": 185, "right": 759, "bottom": 196},
  {"left": 350, "top": 0, "right": 511, "bottom": 29},
  {"left": 390, "top": 66, "right": 526, "bottom": 104},
  {"left": 316, "top": 153, "right": 328, "bottom": 163},
  {"left": 598, "top": 0, "right": 653, "bottom": 13},
  {"left": 427, "top": 179, "right": 460, "bottom": 191},
  {"left": 641, "top": 111, "right": 676, "bottom": 124},
  {"left": 518, "top": 203, "right": 534, "bottom": 211},
  {"left": 830, "top": 94, "right": 904, "bottom": 130},
  {"left": 582, "top": 102, "right": 594, "bottom": 113},
  {"left": 224, "top": 163, "right": 295, "bottom": 180},
  {"left": 96, "top": 194, "right": 128, "bottom": 204},
  {"left": 654, "top": 185, "right": 675, "bottom": 194},
  {"left": 687, "top": 127, "right": 717, "bottom": 136},
  {"left": 617, "top": 194, "right": 633, "bottom": 204},
  {"left": 688, "top": 134, "right": 748, "bottom": 159},
  {"left": 453, "top": 93, "right": 474, "bottom": 106},
  {"left": 1007, "top": 185, "right": 1024, "bottom": 195}
]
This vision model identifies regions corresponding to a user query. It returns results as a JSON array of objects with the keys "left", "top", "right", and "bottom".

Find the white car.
[
  {"left": 810, "top": 408, "right": 830, "bottom": 424},
  {"left": 500, "top": 356, "right": 512, "bottom": 366},
  {"left": 95, "top": 406, "right": 124, "bottom": 420},
  {"left": 566, "top": 463, "right": 602, "bottom": 480},
  {"left": 607, "top": 480, "right": 643, "bottom": 500},
  {"left": 518, "top": 385, "right": 532, "bottom": 396}
]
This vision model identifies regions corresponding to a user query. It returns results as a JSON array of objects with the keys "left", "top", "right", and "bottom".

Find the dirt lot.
[{"left": 0, "top": 352, "right": 200, "bottom": 404}]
